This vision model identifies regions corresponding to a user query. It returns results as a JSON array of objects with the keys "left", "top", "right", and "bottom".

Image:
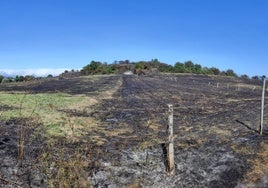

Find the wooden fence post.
[
  {"left": 167, "top": 104, "right": 175, "bottom": 175},
  {"left": 260, "top": 78, "right": 266, "bottom": 135}
]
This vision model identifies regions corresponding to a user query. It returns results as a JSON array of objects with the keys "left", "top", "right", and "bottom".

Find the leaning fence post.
[
  {"left": 167, "top": 104, "right": 175, "bottom": 175},
  {"left": 260, "top": 78, "right": 266, "bottom": 135}
]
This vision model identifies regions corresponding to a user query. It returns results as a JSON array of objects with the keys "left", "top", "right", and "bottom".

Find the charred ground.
[{"left": 0, "top": 74, "right": 268, "bottom": 187}]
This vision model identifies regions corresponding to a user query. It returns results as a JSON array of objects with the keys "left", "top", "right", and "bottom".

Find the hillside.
[{"left": 0, "top": 73, "right": 267, "bottom": 187}]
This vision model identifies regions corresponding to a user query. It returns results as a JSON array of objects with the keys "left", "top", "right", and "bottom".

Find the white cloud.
[{"left": 0, "top": 68, "right": 72, "bottom": 77}]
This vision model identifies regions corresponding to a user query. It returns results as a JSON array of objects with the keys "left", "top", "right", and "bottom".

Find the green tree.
[
  {"left": 184, "top": 61, "right": 194, "bottom": 72},
  {"left": 89, "top": 61, "right": 102, "bottom": 72},
  {"left": 225, "top": 69, "right": 237, "bottom": 77},
  {"left": 47, "top": 74, "right": 53, "bottom": 78},
  {"left": 252, "top": 75, "right": 260, "bottom": 80},
  {"left": 81, "top": 61, "right": 102, "bottom": 75},
  {"left": 240, "top": 74, "right": 249, "bottom": 79},
  {"left": 174, "top": 62, "right": 185, "bottom": 73},
  {"left": 104, "top": 65, "right": 115, "bottom": 74},
  {"left": 135, "top": 62, "right": 143, "bottom": 69},
  {"left": 167, "top": 65, "right": 174, "bottom": 72},
  {"left": 151, "top": 59, "right": 159, "bottom": 63},
  {"left": 209, "top": 67, "right": 220, "bottom": 75},
  {"left": 0, "top": 75, "right": 3, "bottom": 83},
  {"left": 201, "top": 67, "right": 212, "bottom": 74},
  {"left": 158, "top": 63, "right": 170, "bottom": 72},
  {"left": 194, "top": 64, "right": 202, "bottom": 74},
  {"left": 15, "top": 75, "right": 24, "bottom": 82}
]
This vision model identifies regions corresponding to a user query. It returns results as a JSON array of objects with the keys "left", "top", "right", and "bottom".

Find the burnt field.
[{"left": 0, "top": 74, "right": 268, "bottom": 187}]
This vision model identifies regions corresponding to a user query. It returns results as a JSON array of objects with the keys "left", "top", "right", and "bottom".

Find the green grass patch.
[{"left": 0, "top": 91, "right": 91, "bottom": 137}]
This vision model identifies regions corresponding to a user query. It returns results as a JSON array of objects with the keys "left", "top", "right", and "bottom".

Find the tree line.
[
  {"left": 0, "top": 75, "right": 53, "bottom": 83},
  {"left": 0, "top": 59, "right": 266, "bottom": 83},
  {"left": 80, "top": 59, "right": 265, "bottom": 80}
]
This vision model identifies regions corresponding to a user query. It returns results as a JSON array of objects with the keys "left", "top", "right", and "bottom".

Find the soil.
[{"left": 0, "top": 74, "right": 268, "bottom": 187}]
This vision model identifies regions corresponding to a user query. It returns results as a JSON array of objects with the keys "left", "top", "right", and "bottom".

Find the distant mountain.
[
  {"left": 0, "top": 68, "right": 71, "bottom": 77},
  {"left": 0, "top": 71, "right": 9, "bottom": 77}
]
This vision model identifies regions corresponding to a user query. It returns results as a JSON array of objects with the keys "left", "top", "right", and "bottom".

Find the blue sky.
[{"left": 0, "top": 0, "right": 268, "bottom": 76}]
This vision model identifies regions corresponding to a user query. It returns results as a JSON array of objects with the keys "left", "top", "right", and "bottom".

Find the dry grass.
[
  {"left": 145, "top": 117, "right": 161, "bottom": 131},
  {"left": 227, "top": 98, "right": 260, "bottom": 103},
  {"left": 234, "top": 83, "right": 261, "bottom": 90},
  {"left": 231, "top": 140, "right": 268, "bottom": 184},
  {"left": 41, "top": 148, "right": 92, "bottom": 188},
  {"left": 208, "top": 125, "right": 232, "bottom": 138},
  {"left": 244, "top": 141, "right": 268, "bottom": 183},
  {"left": 177, "top": 133, "right": 208, "bottom": 150}
]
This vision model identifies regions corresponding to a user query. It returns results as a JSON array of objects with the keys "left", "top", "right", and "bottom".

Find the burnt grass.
[
  {"left": 1, "top": 74, "right": 268, "bottom": 187},
  {"left": 0, "top": 75, "right": 119, "bottom": 96}
]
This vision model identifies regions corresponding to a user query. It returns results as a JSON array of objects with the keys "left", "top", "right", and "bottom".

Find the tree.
[
  {"left": 149, "top": 59, "right": 162, "bottom": 69},
  {"left": 201, "top": 67, "right": 212, "bottom": 74},
  {"left": 96, "top": 64, "right": 107, "bottom": 74},
  {"left": 209, "top": 67, "right": 220, "bottom": 75},
  {"left": 194, "top": 64, "right": 202, "bottom": 74},
  {"left": 81, "top": 61, "right": 102, "bottom": 75},
  {"left": 78, "top": 59, "right": 246, "bottom": 79},
  {"left": 0, "top": 75, "right": 3, "bottom": 83},
  {"left": 220, "top": 71, "right": 227, "bottom": 76},
  {"left": 135, "top": 62, "right": 143, "bottom": 69},
  {"left": 260, "top": 75, "right": 267, "bottom": 81},
  {"left": 158, "top": 63, "right": 170, "bottom": 72},
  {"left": 151, "top": 59, "right": 159, "bottom": 63},
  {"left": 174, "top": 62, "right": 185, "bottom": 73},
  {"left": 252, "top": 75, "right": 260, "bottom": 80},
  {"left": 240, "top": 74, "right": 249, "bottom": 79},
  {"left": 104, "top": 65, "right": 116, "bottom": 74},
  {"left": 118, "top": 60, "right": 130, "bottom": 64},
  {"left": 225, "top": 69, "right": 237, "bottom": 77},
  {"left": 47, "top": 74, "right": 53, "bottom": 78},
  {"left": 89, "top": 61, "right": 102, "bottom": 72},
  {"left": 15, "top": 75, "right": 24, "bottom": 82},
  {"left": 184, "top": 61, "right": 194, "bottom": 72}
]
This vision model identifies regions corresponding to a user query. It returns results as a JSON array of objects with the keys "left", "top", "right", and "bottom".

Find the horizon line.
[{"left": 0, "top": 68, "right": 81, "bottom": 77}]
